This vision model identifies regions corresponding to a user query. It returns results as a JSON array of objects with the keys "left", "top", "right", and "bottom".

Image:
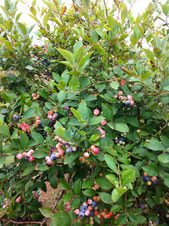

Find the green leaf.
[
  {"left": 31, "top": 132, "right": 44, "bottom": 144},
  {"left": 88, "top": 134, "right": 100, "bottom": 142},
  {"left": 108, "top": 16, "right": 115, "bottom": 30},
  {"left": 58, "top": 48, "right": 74, "bottom": 66},
  {"left": 88, "top": 116, "right": 105, "bottom": 125},
  {"left": 142, "top": 164, "right": 159, "bottom": 176},
  {"left": 52, "top": 211, "right": 71, "bottom": 226},
  {"left": 145, "top": 139, "right": 164, "bottom": 151},
  {"left": 25, "top": 65, "right": 34, "bottom": 70},
  {"left": 39, "top": 207, "right": 53, "bottom": 218},
  {"left": 105, "top": 154, "right": 119, "bottom": 174},
  {"left": 82, "top": 179, "right": 93, "bottom": 189},
  {"left": 38, "top": 89, "right": 48, "bottom": 99},
  {"left": 99, "top": 192, "right": 113, "bottom": 204},
  {"left": 110, "top": 81, "right": 119, "bottom": 90},
  {"left": 64, "top": 152, "right": 79, "bottom": 165},
  {"left": 121, "top": 170, "right": 135, "bottom": 187},
  {"left": 20, "top": 133, "right": 29, "bottom": 149},
  {"left": 55, "top": 127, "right": 65, "bottom": 138},
  {"left": 110, "top": 204, "right": 122, "bottom": 213},
  {"left": 83, "top": 188, "right": 95, "bottom": 196},
  {"left": 90, "top": 30, "right": 98, "bottom": 42},
  {"left": 144, "top": 49, "right": 154, "bottom": 63},
  {"left": 78, "top": 100, "right": 90, "bottom": 120},
  {"left": 108, "top": 122, "right": 129, "bottom": 133},
  {"left": 50, "top": 176, "right": 58, "bottom": 189},
  {"left": 5, "top": 155, "right": 14, "bottom": 165},
  {"left": 43, "top": 12, "right": 50, "bottom": 27},
  {"left": 59, "top": 178, "right": 71, "bottom": 191},
  {"left": 73, "top": 179, "right": 82, "bottom": 195},
  {"left": 70, "top": 108, "right": 82, "bottom": 120},
  {"left": 158, "top": 153, "right": 169, "bottom": 164},
  {"left": 162, "top": 4, "right": 169, "bottom": 16},
  {"left": 106, "top": 174, "right": 119, "bottom": 187},
  {"left": 23, "top": 166, "right": 35, "bottom": 176},
  {"left": 0, "top": 125, "right": 10, "bottom": 137},
  {"left": 96, "top": 178, "right": 113, "bottom": 189},
  {"left": 57, "top": 90, "right": 66, "bottom": 103},
  {"left": 102, "top": 103, "right": 113, "bottom": 121},
  {"left": 112, "top": 188, "right": 127, "bottom": 202},
  {"left": 23, "top": 108, "right": 34, "bottom": 119}
]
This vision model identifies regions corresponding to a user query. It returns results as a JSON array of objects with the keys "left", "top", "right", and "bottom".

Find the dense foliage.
[{"left": 0, "top": 0, "right": 169, "bottom": 225}]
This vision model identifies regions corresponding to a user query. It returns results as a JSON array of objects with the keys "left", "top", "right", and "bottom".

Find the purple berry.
[
  {"left": 66, "top": 148, "right": 72, "bottom": 154},
  {"left": 140, "top": 204, "right": 145, "bottom": 209},
  {"left": 115, "top": 140, "right": 119, "bottom": 144},
  {"left": 125, "top": 100, "right": 131, "bottom": 106},
  {"left": 143, "top": 176, "right": 149, "bottom": 182},
  {"left": 92, "top": 201, "right": 97, "bottom": 207}
]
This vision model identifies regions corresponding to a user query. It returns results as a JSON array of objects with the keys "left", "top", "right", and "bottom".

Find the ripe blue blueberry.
[
  {"left": 140, "top": 204, "right": 145, "bottom": 209},
  {"left": 79, "top": 212, "right": 85, "bottom": 217},
  {"left": 156, "top": 220, "right": 159, "bottom": 224},
  {"left": 62, "top": 141, "right": 66, "bottom": 145},
  {"left": 80, "top": 205, "right": 88, "bottom": 213},
  {"left": 50, "top": 154, "right": 57, "bottom": 161},
  {"left": 119, "top": 138, "right": 124, "bottom": 142},
  {"left": 66, "top": 148, "right": 72, "bottom": 154},
  {"left": 125, "top": 100, "right": 131, "bottom": 106},
  {"left": 13, "top": 115, "right": 19, "bottom": 121},
  {"left": 92, "top": 201, "right": 97, "bottom": 207},
  {"left": 152, "top": 180, "right": 157, "bottom": 185},
  {"left": 50, "top": 147, "right": 55, "bottom": 151},
  {"left": 143, "top": 176, "right": 149, "bottom": 182},
  {"left": 89, "top": 211, "right": 94, "bottom": 216},
  {"left": 24, "top": 157, "right": 29, "bottom": 160}
]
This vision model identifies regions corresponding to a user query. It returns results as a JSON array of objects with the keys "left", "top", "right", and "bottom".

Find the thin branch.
[{"left": 103, "top": 0, "right": 108, "bottom": 19}]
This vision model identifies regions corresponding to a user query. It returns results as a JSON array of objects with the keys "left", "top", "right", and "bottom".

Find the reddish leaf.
[{"left": 121, "top": 79, "right": 126, "bottom": 86}]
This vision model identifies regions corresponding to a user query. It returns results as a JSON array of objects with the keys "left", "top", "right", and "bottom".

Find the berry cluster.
[
  {"left": 74, "top": 199, "right": 99, "bottom": 224},
  {"left": 17, "top": 123, "right": 30, "bottom": 132},
  {"left": 47, "top": 110, "right": 59, "bottom": 129},
  {"left": 16, "top": 196, "right": 22, "bottom": 203},
  {"left": 33, "top": 116, "right": 42, "bottom": 128},
  {"left": 45, "top": 138, "right": 77, "bottom": 165},
  {"left": 32, "top": 93, "right": 40, "bottom": 100},
  {"left": 114, "top": 91, "right": 134, "bottom": 106},
  {"left": 16, "top": 149, "right": 35, "bottom": 162},
  {"left": 143, "top": 172, "right": 157, "bottom": 186},
  {"left": 97, "top": 126, "right": 106, "bottom": 138}
]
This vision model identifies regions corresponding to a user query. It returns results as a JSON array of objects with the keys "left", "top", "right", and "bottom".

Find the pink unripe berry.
[
  {"left": 118, "top": 91, "right": 123, "bottom": 95},
  {"left": 93, "top": 109, "right": 100, "bottom": 116},
  {"left": 88, "top": 199, "right": 93, "bottom": 204},
  {"left": 29, "top": 156, "right": 35, "bottom": 162},
  {"left": 137, "top": 129, "right": 141, "bottom": 133},
  {"left": 28, "top": 149, "right": 34, "bottom": 155},
  {"left": 32, "top": 93, "right": 36, "bottom": 97},
  {"left": 16, "top": 153, "right": 23, "bottom": 160},
  {"left": 88, "top": 206, "right": 93, "bottom": 211},
  {"left": 64, "top": 106, "right": 69, "bottom": 110},
  {"left": 36, "top": 116, "right": 40, "bottom": 120},
  {"left": 69, "top": 113, "right": 73, "bottom": 117},
  {"left": 56, "top": 143, "right": 61, "bottom": 149},
  {"left": 90, "top": 145, "right": 96, "bottom": 151},
  {"left": 101, "top": 129, "right": 106, "bottom": 135},
  {"left": 72, "top": 147, "right": 77, "bottom": 152},
  {"left": 74, "top": 209, "right": 80, "bottom": 215},
  {"left": 114, "top": 95, "right": 117, "bottom": 98},
  {"left": 46, "top": 159, "right": 52, "bottom": 165},
  {"left": 2, "top": 204, "right": 6, "bottom": 209},
  {"left": 127, "top": 95, "right": 133, "bottom": 100},
  {"left": 59, "top": 149, "right": 64, "bottom": 155},
  {"left": 130, "top": 100, "right": 134, "bottom": 105},
  {"left": 101, "top": 134, "right": 106, "bottom": 138},
  {"left": 16, "top": 196, "right": 21, "bottom": 203},
  {"left": 45, "top": 156, "right": 50, "bottom": 160},
  {"left": 48, "top": 110, "right": 53, "bottom": 115},
  {"left": 151, "top": 176, "right": 157, "bottom": 182},
  {"left": 48, "top": 115, "right": 52, "bottom": 119},
  {"left": 22, "top": 152, "right": 27, "bottom": 157},
  {"left": 85, "top": 209, "right": 90, "bottom": 216},
  {"left": 93, "top": 147, "right": 100, "bottom": 155},
  {"left": 83, "top": 152, "right": 89, "bottom": 158},
  {"left": 36, "top": 120, "right": 41, "bottom": 124},
  {"left": 58, "top": 138, "right": 63, "bottom": 143},
  {"left": 94, "top": 211, "right": 99, "bottom": 216},
  {"left": 101, "top": 120, "right": 107, "bottom": 126},
  {"left": 83, "top": 202, "right": 88, "bottom": 206},
  {"left": 119, "top": 96, "right": 124, "bottom": 100},
  {"left": 55, "top": 153, "right": 61, "bottom": 158}
]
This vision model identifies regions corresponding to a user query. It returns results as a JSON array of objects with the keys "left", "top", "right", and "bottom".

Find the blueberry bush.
[{"left": 0, "top": 0, "right": 169, "bottom": 225}]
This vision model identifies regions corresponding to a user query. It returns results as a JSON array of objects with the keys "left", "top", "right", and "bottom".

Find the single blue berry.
[
  {"left": 140, "top": 204, "right": 145, "bottom": 209},
  {"left": 80, "top": 205, "right": 88, "bottom": 213},
  {"left": 92, "top": 201, "right": 97, "bottom": 207},
  {"left": 50, "top": 147, "right": 55, "bottom": 151},
  {"left": 66, "top": 148, "right": 72, "bottom": 154},
  {"left": 24, "top": 157, "right": 29, "bottom": 160},
  {"left": 13, "top": 115, "right": 19, "bottom": 121},
  {"left": 71, "top": 132, "right": 74, "bottom": 136},
  {"left": 50, "top": 154, "right": 57, "bottom": 161},
  {"left": 20, "top": 203, "right": 23, "bottom": 208},
  {"left": 125, "top": 100, "right": 131, "bottom": 106},
  {"left": 62, "top": 141, "right": 66, "bottom": 145},
  {"left": 119, "top": 138, "right": 124, "bottom": 142},
  {"left": 79, "top": 212, "right": 85, "bottom": 217},
  {"left": 156, "top": 220, "right": 159, "bottom": 224},
  {"left": 89, "top": 211, "right": 94, "bottom": 216},
  {"left": 143, "top": 176, "right": 149, "bottom": 182},
  {"left": 152, "top": 180, "right": 157, "bottom": 185}
]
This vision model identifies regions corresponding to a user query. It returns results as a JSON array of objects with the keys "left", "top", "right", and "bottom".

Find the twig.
[{"left": 103, "top": 0, "right": 108, "bottom": 18}]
